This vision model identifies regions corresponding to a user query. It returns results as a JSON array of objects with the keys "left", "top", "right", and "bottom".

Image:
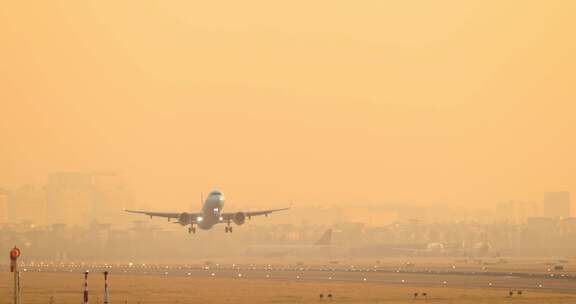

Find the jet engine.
[
  {"left": 178, "top": 212, "right": 192, "bottom": 225},
  {"left": 233, "top": 212, "right": 246, "bottom": 225}
]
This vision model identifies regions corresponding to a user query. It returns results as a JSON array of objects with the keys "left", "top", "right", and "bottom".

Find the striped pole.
[
  {"left": 103, "top": 271, "right": 110, "bottom": 304},
  {"left": 83, "top": 271, "right": 89, "bottom": 304},
  {"left": 10, "top": 247, "right": 21, "bottom": 304},
  {"left": 14, "top": 271, "right": 20, "bottom": 304}
]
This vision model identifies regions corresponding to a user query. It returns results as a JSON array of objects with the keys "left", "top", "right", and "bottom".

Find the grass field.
[{"left": 1, "top": 272, "right": 576, "bottom": 304}]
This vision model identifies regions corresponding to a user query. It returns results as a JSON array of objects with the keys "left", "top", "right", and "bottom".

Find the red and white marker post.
[
  {"left": 103, "top": 271, "right": 110, "bottom": 304},
  {"left": 9, "top": 247, "right": 21, "bottom": 304},
  {"left": 82, "top": 271, "right": 89, "bottom": 304}
]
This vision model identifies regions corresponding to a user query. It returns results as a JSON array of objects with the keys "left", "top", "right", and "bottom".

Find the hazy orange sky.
[{"left": 1, "top": 1, "right": 575, "bottom": 210}]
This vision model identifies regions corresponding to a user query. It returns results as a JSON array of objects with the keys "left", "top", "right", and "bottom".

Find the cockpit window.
[{"left": 210, "top": 191, "right": 222, "bottom": 196}]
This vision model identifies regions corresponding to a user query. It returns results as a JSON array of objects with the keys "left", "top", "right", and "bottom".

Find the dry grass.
[{"left": 1, "top": 272, "right": 575, "bottom": 304}]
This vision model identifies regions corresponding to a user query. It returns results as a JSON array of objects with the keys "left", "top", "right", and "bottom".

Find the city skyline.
[{"left": 0, "top": 171, "right": 572, "bottom": 226}]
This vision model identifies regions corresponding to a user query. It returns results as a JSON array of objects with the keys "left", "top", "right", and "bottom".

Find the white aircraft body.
[
  {"left": 125, "top": 190, "right": 290, "bottom": 234},
  {"left": 246, "top": 229, "right": 332, "bottom": 257}
]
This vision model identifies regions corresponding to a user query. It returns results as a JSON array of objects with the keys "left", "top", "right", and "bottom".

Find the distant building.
[
  {"left": 46, "top": 172, "right": 95, "bottom": 225},
  {"left": 543, "top": 192, "right": 571, "bottom": 219},
  {"left": 6, "top": 185, "right": 47, "bottom": 224},
  {"left": 46, "top": 172, "right": 134, "bottom": 226},
  {"left": 91, "top": 172, "right": 134, "bottom": 225},
  {"left": 527, "top": 216, "right": 558, "bottom": 228},
  {"left": 525, "top": 216, "right": 559, "bottom": 241},
  {"left": 560, "top": 217, "right": 576, "bottom": 235},
  {"left": 495, "top": 201, "right": 538, "bottom": 224}
]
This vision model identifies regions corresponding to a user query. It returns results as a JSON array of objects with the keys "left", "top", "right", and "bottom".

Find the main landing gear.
[{"left": 224, "top": 219, "right": 233, "bottom": 233}]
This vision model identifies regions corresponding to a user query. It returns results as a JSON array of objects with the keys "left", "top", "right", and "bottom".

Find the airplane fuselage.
[{"left": 197, "top": 191, "right": 225, "bottom": 230}]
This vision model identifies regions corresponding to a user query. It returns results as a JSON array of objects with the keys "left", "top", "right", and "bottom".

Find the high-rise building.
[
  {"left": 6, "top": 185, "right": 47, "bottom": 224},
  {"left": 46, "top": 172, "right": 95, "bottom": 225},
  {"left": 543, "top": 192, "right": 571, "bottom": 219},
  {"left": 46, "top": 172, "right": 134, "bottom": 226}
]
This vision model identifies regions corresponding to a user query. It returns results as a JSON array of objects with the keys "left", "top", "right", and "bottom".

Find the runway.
[{"left": 14, "top": 263, "right": 576, "bottom": 292}]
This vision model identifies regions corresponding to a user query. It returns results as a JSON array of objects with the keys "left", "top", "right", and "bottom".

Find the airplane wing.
[
  {"left": 222, "top": 207, "right": 291, "bottom": 219},
  {"left": 124, "top": 209, "right": 182, "bottom": 220}
]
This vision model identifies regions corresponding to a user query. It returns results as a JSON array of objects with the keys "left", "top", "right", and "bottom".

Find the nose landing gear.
[{"left": 188, "top": 226, "right": 196, "bottom": 234}]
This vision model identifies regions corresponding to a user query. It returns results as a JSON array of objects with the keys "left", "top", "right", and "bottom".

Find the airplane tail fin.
[{"left": 315, "top": 229, "right": 332, "bottom": 246}]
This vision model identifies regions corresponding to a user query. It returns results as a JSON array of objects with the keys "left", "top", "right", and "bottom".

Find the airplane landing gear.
[
  {"left": 225, "top": 220, "right": 233, "bottom": 233},
  {"left": 189, "top": 226, "right": 196, "bottom": 234}
]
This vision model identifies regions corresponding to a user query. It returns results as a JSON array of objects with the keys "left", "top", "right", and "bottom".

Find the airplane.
[
  {"left": 246, "top": 229, "right": 333, "bottom": 257},
  {"left": 124, "top": 190, "right": 290, "bottom": 234}
]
